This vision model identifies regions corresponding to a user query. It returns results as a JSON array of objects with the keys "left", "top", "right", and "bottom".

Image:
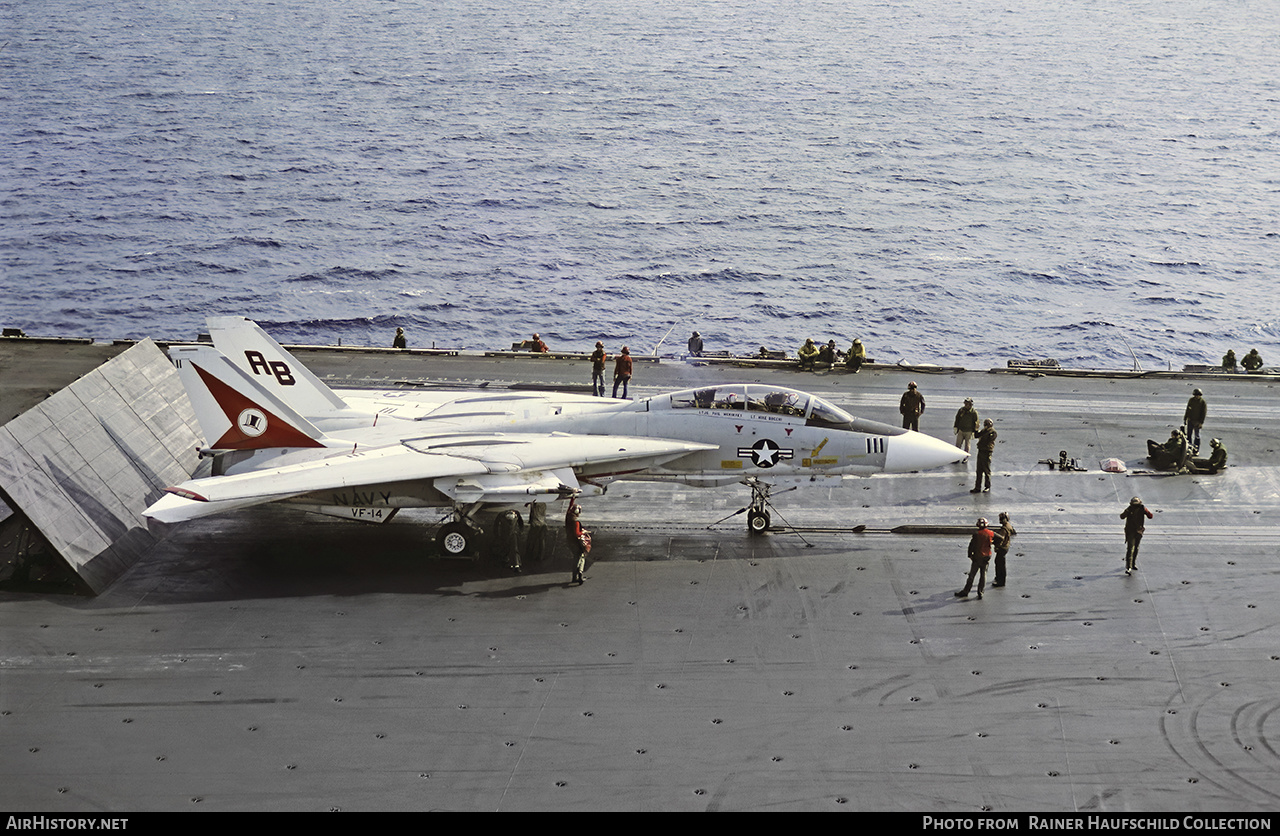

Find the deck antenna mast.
[
  {"left": 1118, "top": 333, "right": 1143, "bottom": 372},
  {"left": 650, "top": 322, "right": 677, "bottom": 356}
]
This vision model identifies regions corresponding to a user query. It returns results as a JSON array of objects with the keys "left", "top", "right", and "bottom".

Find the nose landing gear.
[
  {"left": 706, "top": 479, "right": 813, "bottom": 545},
  {"left": 747, "top": 507, "right": 771, "bottom": 534},
  {"left": 746, "top": 478, "right": 773, "bottom": 535}
]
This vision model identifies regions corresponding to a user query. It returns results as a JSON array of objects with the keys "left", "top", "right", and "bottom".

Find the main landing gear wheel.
[
  {"left": 437, "top": 520, "right": 481, "bottom": 556},
  {"left": 747, "top": 508, "right": 771, "bottom": 535}
]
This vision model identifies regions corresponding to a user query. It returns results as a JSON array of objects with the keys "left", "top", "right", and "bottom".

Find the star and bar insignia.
[{"left": 738, "top": 438, "right": 794, "bottom": 468}]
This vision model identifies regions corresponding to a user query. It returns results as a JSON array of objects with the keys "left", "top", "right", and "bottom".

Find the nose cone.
[{"left": 884, "top": 431, "right": 968, "bottom": 472}]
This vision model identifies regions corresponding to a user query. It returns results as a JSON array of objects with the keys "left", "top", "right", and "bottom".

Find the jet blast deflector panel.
[{"left": 0, "top": 340, "right": 200, "bottom": 593}]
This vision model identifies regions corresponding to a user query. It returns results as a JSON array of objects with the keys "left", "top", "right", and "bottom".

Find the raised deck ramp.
[{"left": 0, "top": 340, "right": 198, "bottom": 594}]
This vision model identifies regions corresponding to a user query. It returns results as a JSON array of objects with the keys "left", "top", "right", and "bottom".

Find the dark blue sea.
[{"left": 2, "top": 0, "right": 1278, "bottom": 368}]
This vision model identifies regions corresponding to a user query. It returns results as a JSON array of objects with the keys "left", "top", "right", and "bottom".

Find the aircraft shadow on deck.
[{"left": 111, "top": 507, "right": 870, "bottom": 606}]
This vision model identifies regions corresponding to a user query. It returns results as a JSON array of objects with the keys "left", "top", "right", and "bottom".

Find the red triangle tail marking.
[{"left": 193, "top": 363, "right": 325, "bottom": 450}]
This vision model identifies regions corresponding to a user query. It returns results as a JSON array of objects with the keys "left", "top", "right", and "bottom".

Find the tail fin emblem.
[
  {"left": 191, "top": 363, "right": 325, "bottom": 450},
  {"left": 237, "top": 408, "right": 268, "bottom": 437}
]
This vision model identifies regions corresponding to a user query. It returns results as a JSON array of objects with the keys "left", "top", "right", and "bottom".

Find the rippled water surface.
[{"left": 3, "top": 0, "right": 1278, "bottom": 367}]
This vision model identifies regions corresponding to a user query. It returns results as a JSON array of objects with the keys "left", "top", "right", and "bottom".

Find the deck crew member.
[
  {"left": 846, "top": 338, "right": 865, "bottom": 372},
  {"left": 992, "top": 512, "right": 1016, "bottom": 588},
  {"left": 956, "top": 518, "right": 994, "bottom": 599},
  {"left": 590, "top": 341, "right": 607, "bottom": 397},
  {"left": 817, "top": 340, "right": 838, "bottom": 365},
  {"left": 566, "top": 503, "right": 590, "bottom": 585},
  {"left": 971, "top": 419, "right": 996, "bottom": 493},
  {"left": 953, "top": 398, "right": 979, "bottom": 453},
  {"left": 1147, "top": 429, "right": 1188, "bottom": 471},
  {"left": 1183, "top": 388, "right": 1207, "bottom": 453},
  {"left": 493, "top": 509, "right": 523, "bottom": 573},
  {"left": 1188, "top": 438, "right": 1227, "bottom": 474},
  {"left": 899, "top": 382, "right": 925, "bottom": 431},
  {"left": 798, "top": 339, "right": 819, "bottom": 370},
  {"left": 612, "top": 346, "right": 632, "bottom": 399},
  {"left": 1120, "top": 497, "right": 1154, "bottom": 575},
  {"left": 525, "top": 500, "right": 548, "bottom": 565}
]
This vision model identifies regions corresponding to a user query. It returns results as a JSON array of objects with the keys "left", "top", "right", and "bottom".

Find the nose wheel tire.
[{"left": 747, "top": 508, "right": 771, "bottom": 535}]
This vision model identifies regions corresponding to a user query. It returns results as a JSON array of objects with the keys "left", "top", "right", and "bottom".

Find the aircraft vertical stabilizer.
[
  {"left": 206, "top": 316, "right": 350, "bottom": 417},
  {"left": 169, "top": 344, "right": 329, "bottom": 451}
]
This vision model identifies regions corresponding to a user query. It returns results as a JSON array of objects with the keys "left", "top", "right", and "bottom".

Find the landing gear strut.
[
  {"left": 707, "top": 478, "right": 806, "bottom": 541},
  {"left": 746, "top": 479, "right": 772, "bottom": 535}
]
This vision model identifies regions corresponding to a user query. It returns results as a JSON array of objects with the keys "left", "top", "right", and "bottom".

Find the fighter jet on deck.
[{"left": 143, "top": 317, "right": 966, "bottom": 554}]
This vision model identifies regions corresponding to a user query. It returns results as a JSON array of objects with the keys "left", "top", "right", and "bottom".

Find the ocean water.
[{"left": 2, "top": 0, "right": 1278, "bottom": 368}]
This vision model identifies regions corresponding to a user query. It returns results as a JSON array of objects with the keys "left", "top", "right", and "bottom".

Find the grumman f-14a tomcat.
[{"left": 143, "top": 317, "right": 967, "bottom": 555}]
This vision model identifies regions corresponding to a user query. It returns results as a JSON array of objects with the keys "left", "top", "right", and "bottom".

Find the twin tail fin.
[{"left": 169, "top": 344, "right": 329, "bottom": 451}]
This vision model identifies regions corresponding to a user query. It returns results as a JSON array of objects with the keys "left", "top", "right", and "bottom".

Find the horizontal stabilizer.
[
  {"left": 143, "top": 491, "right": 293, "bottom": 526},
  {"left": 154, "top": 444, "right": 491, "bottom": 507}
]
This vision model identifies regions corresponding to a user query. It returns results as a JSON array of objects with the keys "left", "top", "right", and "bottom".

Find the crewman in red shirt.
[{"left": 956, "top": 518, "right": 995, "bottom": 599}]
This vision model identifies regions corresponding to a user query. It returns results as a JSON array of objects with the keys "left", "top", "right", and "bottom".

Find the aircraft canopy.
[{"left": 661, "top": 384, "right": 874, "bottom": 431}]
